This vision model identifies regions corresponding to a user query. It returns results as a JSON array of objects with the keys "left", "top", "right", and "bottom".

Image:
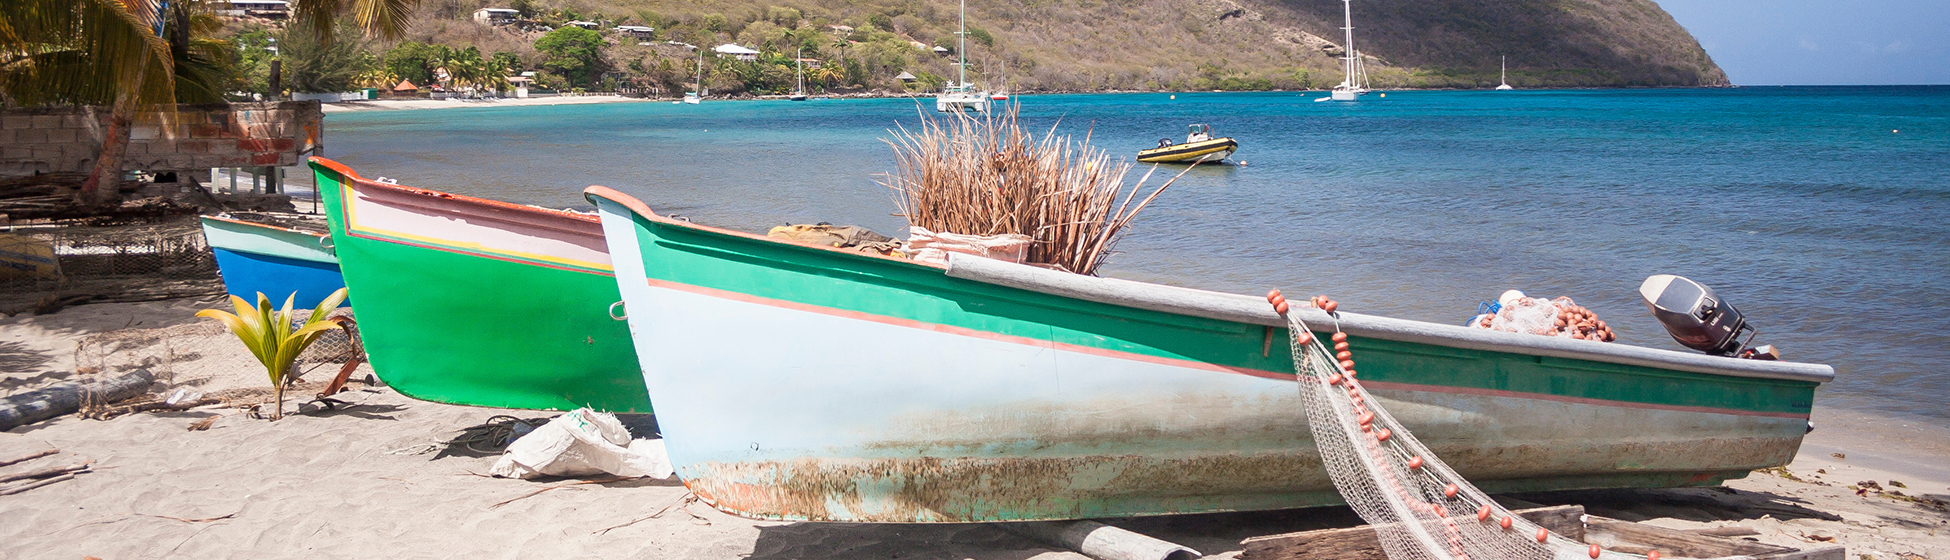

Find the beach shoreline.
[{"left": 2, "top": 297, "right": 1944, "bottom": 559}]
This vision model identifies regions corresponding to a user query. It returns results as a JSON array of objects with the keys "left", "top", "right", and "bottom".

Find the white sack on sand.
[{"left": 488, "top": 408, "right": 673, "bottom": 479}]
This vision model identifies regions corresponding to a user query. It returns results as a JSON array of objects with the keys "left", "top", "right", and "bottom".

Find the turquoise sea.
[{"left": 323, "top": 86, "right": 1950, "bottom": 422}]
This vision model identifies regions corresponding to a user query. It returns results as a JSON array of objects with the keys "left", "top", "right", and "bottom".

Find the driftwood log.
[{"left": 0, "top": 369, "right": 154, "bottom": 431}]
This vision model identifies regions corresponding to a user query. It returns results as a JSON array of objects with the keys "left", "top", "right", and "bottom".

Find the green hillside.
[{"left": 380, "top": 0, "right": 1727, "bottom": 93}]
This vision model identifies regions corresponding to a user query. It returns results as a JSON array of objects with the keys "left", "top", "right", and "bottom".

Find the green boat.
[
  {"left": 587, "top": 185, "right": 1832, "bottom": 523},
  {"left": 310, "top": 157, "right": 649, "bottom": 412}
]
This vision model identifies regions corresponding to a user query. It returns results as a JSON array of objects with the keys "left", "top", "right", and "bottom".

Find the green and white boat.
[
  {"left": 586, "top": 186, "right": 1832, "bottom": 523},
  {"left": 310, "top": 158, "right": 649, "bottom": 412}
]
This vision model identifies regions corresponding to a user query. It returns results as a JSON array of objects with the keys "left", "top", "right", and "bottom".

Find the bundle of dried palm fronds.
[{"left": 882, "top": 105, "right": 1190, "bottom": 275}]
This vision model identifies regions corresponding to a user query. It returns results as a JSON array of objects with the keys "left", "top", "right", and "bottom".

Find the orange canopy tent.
[{"left": 393, "top": 79, "right": 419, "bottom": 91}]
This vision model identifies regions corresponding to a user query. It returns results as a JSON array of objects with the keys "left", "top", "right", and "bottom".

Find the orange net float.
[
  {"left": 1589, "top": 545, "right": 1602, "bottom": 559},
  {"left": 1375, "top": 428, "right": 1392, "bottom": 441},
  {"left": 1337, "top": 350, "right": 1353, "bottom": 361},
  {"left": 1339, "top": 359, "right": 1357, "bottom": 370},
  {"left": 1327, "top": 374, "right": 1343, "bottom": 385},
  {"left": 1648, "top": 551, "right": 1660, "bottom": 560},
  {"left": 1499, "top": 516, "right": 1514, "bottom": 530},
  {"left": 1407, "top": 456, "right": 1423, "bottom": 470},
  {"left": 1535, "top": 527, "right": 1549, "bottom": 543},
  {"left": 1443, "top": 483, "right": 1459, "bottom": 498},
  {"left": 1265, "top": 289, "right": 1282, "bottom": 304},
  {"left": 1476, "top": 505, "right": 1493, "bottom": 521}
]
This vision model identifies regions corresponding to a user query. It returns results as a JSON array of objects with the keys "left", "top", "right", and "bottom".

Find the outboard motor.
[{"left": 1639, "top": 274, "right": 1754, "bottom": 356}]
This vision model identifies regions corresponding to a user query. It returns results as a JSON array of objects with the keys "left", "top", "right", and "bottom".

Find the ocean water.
[{"left": 323, "top": 86, "right": 1950, "bottom": 422}]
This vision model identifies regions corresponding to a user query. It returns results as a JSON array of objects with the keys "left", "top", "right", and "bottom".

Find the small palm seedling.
[{"left": 196, "top": 288, "right": 349, "bottom": 420}]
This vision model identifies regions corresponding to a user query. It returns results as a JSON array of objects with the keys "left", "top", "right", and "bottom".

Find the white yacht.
[
  {"left": 1320, "top": 0, "right": 1370, "bottom": 102},
  {"left": 935, "top": 0, "right": 991, "bottom": 113}
]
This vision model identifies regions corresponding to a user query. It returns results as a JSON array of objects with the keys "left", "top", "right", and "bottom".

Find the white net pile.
[{"left": 1275, "top": 292, "right": 1648, "bottom": 560}]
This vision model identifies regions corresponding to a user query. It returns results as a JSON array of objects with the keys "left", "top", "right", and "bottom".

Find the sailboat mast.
[
  {"left": 797, "top": 47, "right": 805, "bottom": 92},
  {"left": 958, "top": 0, "right": 968, "bottom": 89},
  {"left": 1342, "top": 0, "right": 1354, "bottom": 86}
]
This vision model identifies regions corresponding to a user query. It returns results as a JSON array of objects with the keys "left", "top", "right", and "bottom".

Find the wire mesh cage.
[
  {"left": 1, "top": 217, "right": 223, "bottom": 314},
  {"left": 70, "top": 308, "right": 367, "bottom": 401}
]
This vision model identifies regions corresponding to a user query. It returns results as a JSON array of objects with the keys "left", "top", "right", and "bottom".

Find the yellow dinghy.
[{"left": 1137, "top": 123, "right": 1238, "bottom": 163}]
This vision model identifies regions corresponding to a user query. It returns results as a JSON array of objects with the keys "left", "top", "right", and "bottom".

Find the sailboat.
[
  {"left": 684, "top": 49, "right": 703, "bottom": 104},
  {"left": 1318, "top": 0, "right": 1370, "bottom": 102},
  {"left": 790, "top": 48, "right": 809, "bottom": 101},
  {"left": 935, "top": 0, "right": 991, "bottom": 113},
  {"left": 1496, "top": 56, "right": 1514, "bottom": 90}
]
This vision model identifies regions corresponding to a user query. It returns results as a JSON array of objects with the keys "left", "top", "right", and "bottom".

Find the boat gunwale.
[
  {"left": 583, "top": 185, "right": 948, "bottom": 271},
  {"left": 310, "top": 157, "right": 603, "bottom": 229},
  {"left": 584, "top": 186, "right": 1832, "bottom": 387},
  {"left": 943, "top": 254, "right": 1835, "bottom": 384},
  {"left": 199, "top": 214, "right": 331, "bottom": 239}
]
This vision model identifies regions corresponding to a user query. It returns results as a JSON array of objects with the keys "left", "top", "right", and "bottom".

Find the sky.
[{"left": 1653, "top": 0, "right": 1950, "bottom": 85}]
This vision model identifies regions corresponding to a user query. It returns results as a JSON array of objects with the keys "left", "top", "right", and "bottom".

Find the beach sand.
[
  {"left": 3, "top": 299, "right": 1946, "bottom": 560},
  {"left": 318, "top": 95, "right": 654, "bottom": 113}
]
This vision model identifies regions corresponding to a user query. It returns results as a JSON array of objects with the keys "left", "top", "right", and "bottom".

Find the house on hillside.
[
  {"left": 932, "top": 46, "right": 950, "bottom": 56},
  {"left": 895, "top": 71, "right": 917, "bottom": 83},
  {"left": 615, "top": 25, "right": 655, "bottom": 38},
  {"left": 796, "top": 58, "right": 822, "bottom": 69},
  {"left": 566, "top": 20, "right": 599, "bottom": 29},
  {"left": 826, "top": 24, "right": 853, "bottom": 34},
  {"left": 221, "top": 0, "right": 289, "bottom": 18},
  {"left": 472, "top": 8, "right": 518, "bottom": 25},
  {"left": 713, "top": 44, "right": 760, "bottom": 61}
]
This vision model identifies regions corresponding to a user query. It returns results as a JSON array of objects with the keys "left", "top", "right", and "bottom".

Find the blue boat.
[{"left": 200, "top": 214, "right": 349, "bottom": 309}]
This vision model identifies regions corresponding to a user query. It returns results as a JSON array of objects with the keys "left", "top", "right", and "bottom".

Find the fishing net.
[{"left": 1279, "top": 296, "right": 1647, "bottom": 560}]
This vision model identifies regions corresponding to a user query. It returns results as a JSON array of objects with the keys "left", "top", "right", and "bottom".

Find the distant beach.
[{"left": 319, "top": 95, "right": 654, "bottom": 112}]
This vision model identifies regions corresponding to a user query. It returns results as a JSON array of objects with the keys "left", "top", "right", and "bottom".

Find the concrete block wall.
[{"left": 0, "top": 101, "right": 323, "bottom": 178}]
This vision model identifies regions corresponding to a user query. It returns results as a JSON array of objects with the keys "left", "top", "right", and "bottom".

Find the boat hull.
[
  {"left": 586, "top": 187, "right": 1826, "bottom": 523},
  {"left": 936, "top": 93, "right": 991, "bottom": 113},
  {"left": 1136, "top": 138, "right": 1238, "bottom": 164},
  {"left": 311, "top": 158, "right": 650, "bottom": 412},
  {"left": 199, "top": 215, "right": 348, "bottom": 309}
]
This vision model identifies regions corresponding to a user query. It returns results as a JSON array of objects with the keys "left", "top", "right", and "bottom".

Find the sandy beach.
[{"left": 3, "top": 298, "right": 1946, "bottom": 560}]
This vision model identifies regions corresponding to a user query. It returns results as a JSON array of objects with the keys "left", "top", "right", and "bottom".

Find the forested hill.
[{"left": 395, "top": 0, "right": 1728, "bottom": 92}]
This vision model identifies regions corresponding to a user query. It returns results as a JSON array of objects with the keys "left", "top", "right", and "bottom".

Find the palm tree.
[
  {"left": 0, "top": 0, "right": 416, "bottom": 206},
  {"left": 1, "top": 0, "right": 177, "bottom": 205}
]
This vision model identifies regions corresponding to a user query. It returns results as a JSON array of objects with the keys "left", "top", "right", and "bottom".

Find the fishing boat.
[
  {"left": 309, "top": 157, "right": 651, "bottom": 412},
  {"left": 790, "top": 48, "right": 809, "bottom": 101},
  {"left": 1496, "top": 56, "right": 1515, "bottom": 90},
  {"left": 585, "top": 186, "right": 1832, "bottom": 523},
  {"left": 935, "top": 0, "right": 991, "bottom": 113},
  {"left": 1137, "top": 123, "right": 1238, "bottom": 164},
  {"left": 199, "top": 213, "right": 348, "bottom": 309},
  {"left": 1319, "top": 0, "right": 1370, "bottom": 102}
]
